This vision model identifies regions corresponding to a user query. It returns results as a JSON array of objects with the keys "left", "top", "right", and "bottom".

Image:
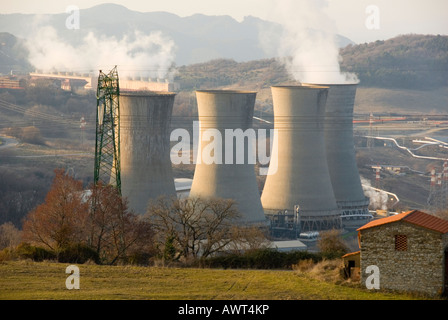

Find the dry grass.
[
  {"left": 293, "top": 259, "right": 346, "bottom": 284},
  {"left": 0, "top": 260, "right": 423, "bottom": 300}
]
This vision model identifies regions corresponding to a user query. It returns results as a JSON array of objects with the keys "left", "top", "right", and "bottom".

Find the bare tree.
[
  {"left": 0, "top": 222, "right": 22, "bottom": 250},
  {"left": 224, "top": 225, "right": 271, "bottom": 254},
  {"left": 317, "top": 229, "right": 349, "bottom": 258},
  {"left": 146, "top": 196, "right": 245, "bottom": 261},
  {"left": 87, "top": 182, "right": 154, "bottom": 265}
]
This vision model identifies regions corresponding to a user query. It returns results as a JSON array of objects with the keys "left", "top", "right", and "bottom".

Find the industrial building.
[
  {"left": 29, "top": 71, "right": 179, "bottom": 93},
  {"left": 318, "top": 83, "right": 371, "bottom": 228},
  {"left": 90, "top": 67, "right": 372, "bottom": 237},
  {"left": 261, "top": 85, "right": 342, "bottom": 232},
  {"left": 118, "top": 91, "right": 177, "bottom": 214},
  {"left": 189, "top": 90, "right": 267, "bottom": 225}
]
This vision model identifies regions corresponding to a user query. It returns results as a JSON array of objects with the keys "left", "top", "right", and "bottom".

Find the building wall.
[{"left": 360, "top": 221, "right": 448, "bottom": 296}]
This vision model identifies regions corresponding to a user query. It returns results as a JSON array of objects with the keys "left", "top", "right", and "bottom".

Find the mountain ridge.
[{"left": 0, "top": 3, "right": 354, "bottom": 66}]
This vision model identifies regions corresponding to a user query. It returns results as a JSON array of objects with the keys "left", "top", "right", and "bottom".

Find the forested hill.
[
  {"left": 339, "top": 34, "right": 448, "bottom": 89},
  {"left": 1, "top": 32, "right": 447, "bottom": 91},
  {"left": 175, "top": 34, "right": 448, "bottom": 91}
]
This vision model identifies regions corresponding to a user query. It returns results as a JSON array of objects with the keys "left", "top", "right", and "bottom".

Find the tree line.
[
  {"left": 0, "top": 169, "right": 272, "bottom": 265},
  {"left": 0, "top": 168, "right": 355, "bottom": 267}
]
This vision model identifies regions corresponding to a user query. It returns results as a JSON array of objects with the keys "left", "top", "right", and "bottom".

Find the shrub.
[
  {"left": 204, "top": 248, "right": 322, "bottom": 270},
  {"left": 20, "top": 126, "right": 46, "bottom": 145},
  {"left": 123, "top": 252, "right": 154, "bottom": 266},
  {"left": 293, "top": 259, "right": 346, "bottom": 284},
  {"left": 58, "top": 243, "right": 99, "bottom": 264},
  {"left": 0, "top": 248, "right": 14, "bottom": 262},
  {"left": 16, "top": 243, "right": 56, "bottom": 262},
  {"left": 317, "top": 229, "right": 349, "bottom": 259}
]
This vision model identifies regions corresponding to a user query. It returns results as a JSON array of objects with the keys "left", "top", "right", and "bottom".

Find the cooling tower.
[
  {"left": 307, "top": 83, "right": 370, "bottom": 225},
  {"left": 261, "top": 85, "right": 342, "bottom": 231},
  {"left": 119, "top": 91, "right": 177, "bottom": 214},
  {"left": 189, "top": 90, "right": 267, "bottom": 224}
]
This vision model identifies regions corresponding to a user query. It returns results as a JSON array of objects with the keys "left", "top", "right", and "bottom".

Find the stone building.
[
  {"left": 342, "top": 251, "right": 360, "bottom": 280},
  {"left": 357, "top": 210, "right": 448, "bottom": 296}
]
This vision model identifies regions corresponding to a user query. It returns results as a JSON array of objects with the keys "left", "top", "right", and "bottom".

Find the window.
[{"left": 395, "top": 234, "right": 407, "bottom": 251}]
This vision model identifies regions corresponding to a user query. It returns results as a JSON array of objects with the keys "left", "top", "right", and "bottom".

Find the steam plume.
[
  {"left": 26, "top": 25, "right": 177, "bottom": 80},
  {"left": 262, "top": 0, "right": 358, "bottom": 84},
  {"left": 361, "top": 176, "right": 388, "bottom": 210}
]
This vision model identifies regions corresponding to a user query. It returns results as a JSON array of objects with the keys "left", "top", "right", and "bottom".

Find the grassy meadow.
[{"left": 0, "top": 260, "right": 426, "bottom": 300}]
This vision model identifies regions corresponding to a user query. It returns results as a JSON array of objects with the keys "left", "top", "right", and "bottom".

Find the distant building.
[
  {"left": 29, "top": 72, "right": 180, "bottom": 93},
  {"left": 357, "top": 210, "right": 448, "bottom": 296},
  {"left": 174, "top": 178, "right": 192, "bottom": 199},
  {"left": 0, "top": 75, "right": 26, "bottom": 90},
  {"left": 269, "top": 240, "right": 307, "bottom": 252}
]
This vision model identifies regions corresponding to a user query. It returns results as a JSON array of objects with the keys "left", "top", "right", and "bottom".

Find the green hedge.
[
  {"left": 58, "top": 244, "right": 99, "bottom": 264},
  {"left": 204, "top": 249, "right": 322, "bottom": 270},
  {"left": 16, "top": 243, "right": 99, "bottom": 264},
  {"left": 16, "top": 243, "right": 56, "bottom": 262}
]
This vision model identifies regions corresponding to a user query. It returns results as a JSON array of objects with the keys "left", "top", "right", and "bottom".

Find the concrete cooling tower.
[
  {"left": 261, "top": 85, "right": 342, "bottom": 231},
  {"left": 119, "top": 91, "right": 177, "bottom": 214},
  {"left": 310, "top": 83, "right": 371, "bottom": 227},
  {"left": 189, "top": 90, "right": 267, "bottom": 225}
]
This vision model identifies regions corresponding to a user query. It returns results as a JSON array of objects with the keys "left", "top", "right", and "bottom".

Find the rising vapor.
[
  {"left": 25, "top": 25, "right": 177, "bottom": 79},
  {"left": 261, "top": 0, "right": 358, "bottom": 84},
  {"left": 361, "top": 176, "right": 389, "bottom": 210}
]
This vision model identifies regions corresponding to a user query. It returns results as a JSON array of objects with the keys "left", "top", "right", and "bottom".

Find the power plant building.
[
  {"left": 189, "top": 90, "right": 267, "bottom": 225},
  {"left": 119, "top": 91, "right": 177, "bottom": 214},
  {"left": 311, "top": 83, "right": 371, "bottom": 228},
  {"left": 261, "top": 85, "right": 342, "bottom": 231}
]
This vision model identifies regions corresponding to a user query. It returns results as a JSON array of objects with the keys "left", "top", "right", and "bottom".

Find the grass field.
[{"left": 0, "top": 260, "right": 426, "bottom": 300}]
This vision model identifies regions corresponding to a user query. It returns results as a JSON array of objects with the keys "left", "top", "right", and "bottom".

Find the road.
[
  {"left": 0, "top": 136, "right": 92, "bottom": 158},
  {"left": 0, "top": 136, "right": 18, "bottom": 149}
]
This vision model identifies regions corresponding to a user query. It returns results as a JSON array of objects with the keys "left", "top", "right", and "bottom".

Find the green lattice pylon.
[{"left": 93, "top": 66, "right": 121, "bottom": 193}]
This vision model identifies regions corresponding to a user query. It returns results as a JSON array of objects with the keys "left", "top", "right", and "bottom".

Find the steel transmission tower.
[{"left": 93, "top": 66, "right": 121, "bottom": 193}]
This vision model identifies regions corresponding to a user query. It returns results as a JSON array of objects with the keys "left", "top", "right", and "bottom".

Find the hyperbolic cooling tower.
[
  {"left": 119, "top": 91, "right": 177, "bottom": 214},
  {"left": 189, "top": 90, "right": 267, "bottom": 224},
  {"left": 310, "top": 83, "right": 370, "bottom": 221},
  {"left": 260, "top": 85, "right": 342, "bottom": 231}
]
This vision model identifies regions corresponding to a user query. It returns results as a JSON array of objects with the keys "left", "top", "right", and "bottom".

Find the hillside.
[
  {"left": 0, "top": 33, "right": 32, "bottom": 74},
  {"left": 340, "top": 34, "right": 448, "bottom": 89},
  {"left": 174, "top": 34, "right": 448, "bottom": 92},
  {"left": 354, "top": 86, "right": 448, "bottom": 114}
]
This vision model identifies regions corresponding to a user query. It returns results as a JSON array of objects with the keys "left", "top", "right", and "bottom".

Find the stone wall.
[{"left": 360, "top": 221, "right": 448, "bottom": 296}]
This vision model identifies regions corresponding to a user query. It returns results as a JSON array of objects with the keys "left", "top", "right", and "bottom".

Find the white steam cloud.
[
  {"left": 262, "top": 0, "right": 358, "bottom": 84},
  {"left": 26, "top": 26, "right": 177, "bottom": 80},
  {"left": 360, "top": 176, "right": 389, "bottom": 210}
]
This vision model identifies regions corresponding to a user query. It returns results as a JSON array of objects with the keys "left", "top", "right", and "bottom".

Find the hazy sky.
[{"left": 2, "top": 0, "right": 448, "bottom": 43}]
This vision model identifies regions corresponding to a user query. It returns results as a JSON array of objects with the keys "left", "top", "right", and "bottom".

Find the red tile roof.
[
  {"left": 357, "top": 211, "right": 411, "bottom": 231},
  {"left": 357, "top": 210, "right": 448, "bottom": 234},
  {"left": 342, "top": 251, "right": 360, "bottom": 258},
  {"left": 405, "top": 210, "right": 448, "bottom": 233}
]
